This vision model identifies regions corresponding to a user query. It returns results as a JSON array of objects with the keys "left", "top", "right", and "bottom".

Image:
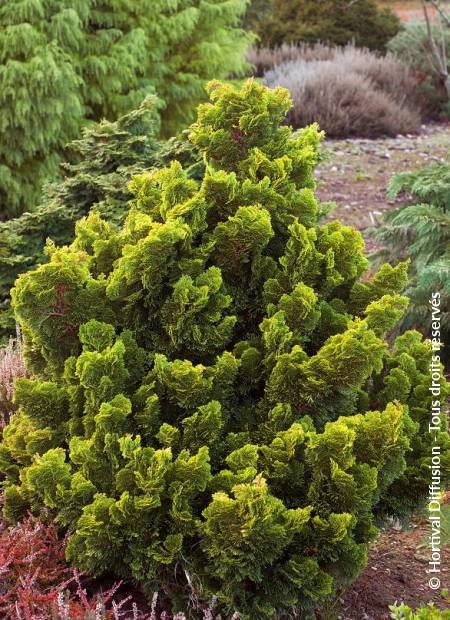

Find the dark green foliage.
[
  {"left": 0, "top": 98, "right": 202, "bottom": 340},
  {"left": 1, "top": 81, "right": 449, "bottom": 619},
  {"left": 373, "top": 158, "right": 450, "bottom": 359},
  {"left": 243, "top": 0, "right": 274, "bottom": 32},
  {"left": 251, "top": 0, "right": 400, "bottom": 51},
  {"left": 0, "top": 0, "right": 251, "bottom": 217}
]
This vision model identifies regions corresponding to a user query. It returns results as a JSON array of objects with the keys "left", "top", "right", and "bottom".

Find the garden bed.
[
  {"left": 316, "top": 122, "right": 450, "bottom": 249},
  {"left": 341, "top": 513, "right": 450, "bottom": 619}
]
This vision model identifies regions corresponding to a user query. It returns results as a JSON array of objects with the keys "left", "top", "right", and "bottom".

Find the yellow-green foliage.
[
  {"left": 390, "top": 603, "right": 450, "bottom": 620},
  {"left": 1, "top": 81, "right": 449, "bottom": 619}
]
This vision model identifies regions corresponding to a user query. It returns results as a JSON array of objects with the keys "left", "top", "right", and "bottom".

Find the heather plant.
[
  {"left": 0, "top": 514, "right": 154, "bottom": 619},
  {"left": 1, "top": 81, "right": 449, "bottom": 619},
  {"left": 0, "top": 98, "right": 201, "bottom": 340},
  {"left": 0, "top": 513, "right": 221, "bottom": 620},
  {"left": 0, "top": 0, "right": 250, "bottom": 217},
  {"left": 373, "top": 158, "right": 450, "bottom": 360},
  {"left": 264, "top": 45, "right": 421, "bottom": 137},
  {"left": 251, "top": 0, "right": 400, "bottom": 51},
  {"left": 0, "top": 327, "right": 28, "bottom": 428}
]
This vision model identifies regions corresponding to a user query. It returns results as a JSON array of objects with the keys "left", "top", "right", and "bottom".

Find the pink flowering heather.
[
  {"left": 0, "top": 514, "right": 151, "bottom": 620},
  {"left": 0, "top": 326, "right": 28, "bottom": 427}
]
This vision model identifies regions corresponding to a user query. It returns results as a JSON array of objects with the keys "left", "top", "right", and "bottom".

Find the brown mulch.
[
  {"left": 339, "top": 518, "right": 449, "bottom": 620},
  {"left": 395, "top": 7, "right": 438, "bottom": 22}
]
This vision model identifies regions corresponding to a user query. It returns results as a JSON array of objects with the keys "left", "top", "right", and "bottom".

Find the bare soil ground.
[
  {"left": 315, "top": 122, "right": 450, "bottom": 251},
  {"left": 378, "top": 0, "right": 422, "bottom": 7},
  {"left": 339, "top": 516, "right": 449, "bottom": 619}
]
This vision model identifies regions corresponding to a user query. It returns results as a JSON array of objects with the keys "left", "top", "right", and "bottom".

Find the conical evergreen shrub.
[{"left": 1, "top": 81, "right": 449, "bottom": 619}]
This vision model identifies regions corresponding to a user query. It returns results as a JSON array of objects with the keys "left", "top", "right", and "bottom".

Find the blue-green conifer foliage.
[{"left": 0, "top": 0, "right": 251, "bottom": 218}]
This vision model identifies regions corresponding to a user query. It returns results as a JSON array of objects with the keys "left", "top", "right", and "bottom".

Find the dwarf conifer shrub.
[
  {"left": 1, "top": 81, "right": 449, "bottom": 619},
  {"left": 0, "top": 97, "right": 201, "bottom": 340}
]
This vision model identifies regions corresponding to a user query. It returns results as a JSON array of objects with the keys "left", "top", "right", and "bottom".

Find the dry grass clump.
[{"left": 264, "top": 44, "right": 421, "bottom": 137}]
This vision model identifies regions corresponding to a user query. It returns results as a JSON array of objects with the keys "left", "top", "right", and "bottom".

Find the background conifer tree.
[
  {"left": 243, "top": 0, "right": 274, "bottom": 32},
  {"left": 373, "top": 158, "right": 450, "bottom": 360},
  {"left": 0, "top": 0, "right": 85, "bottom": 218},
  {"left": 0, "top": 0, "right": 251, "bottom": 218}
]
